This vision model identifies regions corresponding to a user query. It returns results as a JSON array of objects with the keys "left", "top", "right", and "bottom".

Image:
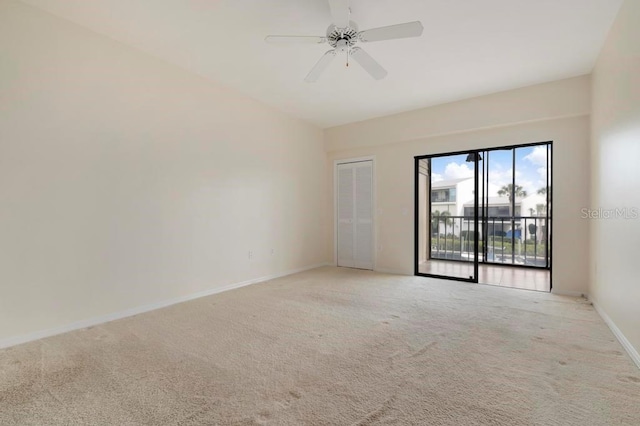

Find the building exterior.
[
  {"left": 432, "top": 177, "right": 549, "bottom": 241},
  {"left": 430, "top": 177, "right": 474, "bottom": 216}
]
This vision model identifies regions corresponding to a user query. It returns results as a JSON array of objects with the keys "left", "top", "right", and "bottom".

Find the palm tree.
[
  {"left": 498, "top": 184, "right": 527, "bottom": 202},
  {"left": 498, "top": 183, "right": 527, "bottom": 218},
  {"left": 537, "top": 187, "right": 551, "bottom": 215},
  {"left": 498, "top": 184, "right": 527, "bottom": 245},
  {"left": 537, "top": 186, "right": 551, "bottom": 205},
  {"left": 431, "top": 210, "right": 452, "bottom": 235}
]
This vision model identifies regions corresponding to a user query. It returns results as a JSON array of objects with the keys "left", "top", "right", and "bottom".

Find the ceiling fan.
[{"left": 265, "top": 0, "right": 424, "bottom": 82}]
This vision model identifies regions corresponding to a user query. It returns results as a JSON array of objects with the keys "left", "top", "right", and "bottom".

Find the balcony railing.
[{"left": 430, "top": 215, "right": 550, "bottom": 268}]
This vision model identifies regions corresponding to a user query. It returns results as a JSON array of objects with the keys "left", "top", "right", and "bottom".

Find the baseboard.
[
  {"left": 0, "top": 262, "right": 330, "bottom": 350},
  {"left": 374, "top": 268, "right": 409, "bottom": 275},
  {"left": 551, "top": 289, "right": 586, "bottom": 297},
  {"left": 591, "top": 300, "right": 640, "bottom": 370}
]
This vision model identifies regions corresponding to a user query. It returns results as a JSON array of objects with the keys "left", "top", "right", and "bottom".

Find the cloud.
[
  {"left": 486, "top": 168, "right": 513, "bottom": 196},
  {"left": 484, "top": 168, "right": 539, "bottom": 196},
  {"left": 486, "top": 182, "right": 502, "bottom": 197},
  {"left": 524, "top": 146, "right": 549, "bottom": 167},
  {"left": 444, "top": 162, "right": 473, "bottom": 179},
  {"left": 534, "top": 167, "right": 549, "bottom": 190},
  {"left": 436, "top": 157, "right": 547, "bottom": 197},
  {"left": 518, "top": 179, "right": 536, "bottom": 196}
]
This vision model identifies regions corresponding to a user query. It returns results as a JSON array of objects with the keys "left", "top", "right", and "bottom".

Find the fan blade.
[
  {"left": 350, "top": 47, "right": 387, "bottom": 80},
  {"left": 328, "top": 0, "right": 350, "bottom": 28},
  {"left": 359, "top": 21, "right": 424, "bottom": 42},
  {"left": 265, "top": 35, "right": 326, "bottom": 44},
  {"left": 305, "top": 50, "right": 337, "bottom": 83}
]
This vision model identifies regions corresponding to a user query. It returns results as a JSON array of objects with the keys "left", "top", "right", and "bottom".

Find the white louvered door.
[
  {"left": 337, "top": 164, "right": 355, "bottom": 267},
  {"left": 337, "top": 161, "right": 373, "bottom": 270}
]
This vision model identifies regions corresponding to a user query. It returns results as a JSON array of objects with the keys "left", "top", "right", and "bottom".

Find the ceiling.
[{"left": 22, "top": 0, "right": 622, "bottom": 128}]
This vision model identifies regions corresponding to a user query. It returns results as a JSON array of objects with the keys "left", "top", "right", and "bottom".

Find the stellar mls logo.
[{"left": 581, "top": 207, "right": 639, "bottom": 220}]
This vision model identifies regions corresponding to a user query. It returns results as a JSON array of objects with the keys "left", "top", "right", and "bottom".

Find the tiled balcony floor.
[{"left": 419, "top": 260, "right": 550, "bottom": 292}]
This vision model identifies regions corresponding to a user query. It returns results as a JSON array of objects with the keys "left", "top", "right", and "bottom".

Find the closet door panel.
[
  {"left": 337, "top": 165, "right": 355, "bottom": 267},
  {"left": 354, "top": 162, "right": 373, "bottom": 270}
]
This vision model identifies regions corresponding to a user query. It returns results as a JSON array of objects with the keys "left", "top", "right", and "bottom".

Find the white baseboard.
[
  {"left": 591, "top": 300, "right": 640, "bottom": 370},
  {"left": 0, "top": 262, "right": 330, "bottom": 350},
  {"left": 551, "top": 289, "right": 586, "bottom": 297},
  {"left": 374, "top": 268, "right": 410, "bottom": 275}
]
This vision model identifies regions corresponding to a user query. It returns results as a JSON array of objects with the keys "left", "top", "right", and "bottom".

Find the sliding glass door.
[
  {"left": 415, "top": 151, "right": 480, "bottom": 282},
  {"left": 481, "top": 144, "right": 551, "bottom": 268},
  {"left": 415, "top": 142, "right": 552, "bottom": 287}
]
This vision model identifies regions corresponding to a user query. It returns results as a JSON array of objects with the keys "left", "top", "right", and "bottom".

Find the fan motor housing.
[{"left": 326, "top": 22, "right": 359, "bottom": 49}]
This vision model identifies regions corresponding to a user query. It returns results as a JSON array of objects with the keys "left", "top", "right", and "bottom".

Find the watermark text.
[{"left": 581, "top": 207, "right": 639, "bottom": 220}]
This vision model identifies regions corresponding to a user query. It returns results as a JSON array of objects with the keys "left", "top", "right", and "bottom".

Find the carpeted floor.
[{"left": 1, "top": 267, "right": 639, "bottom": 425}]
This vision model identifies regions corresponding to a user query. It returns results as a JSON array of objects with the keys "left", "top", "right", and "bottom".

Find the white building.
[
  {"left": 431, "top": 177, "right": 549, "bottom": 241},
  {"left": 430, "top": 177, "right": 474, "bottom": 216}
]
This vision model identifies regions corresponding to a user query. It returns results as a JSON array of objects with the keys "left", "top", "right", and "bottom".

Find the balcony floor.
[{"left": 419, "top": 260, "right": 550, "bottom": 292}]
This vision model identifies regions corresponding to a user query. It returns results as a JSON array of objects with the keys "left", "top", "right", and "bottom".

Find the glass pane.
[
  {"left": 514, "top": 145, "right": 549, "bottom": 267},
  {"left": 484, "top": 149, "right": 514, "bottom": 265},
  {"left": 478, "top": 144, "right": 551, "bottom": 268}
]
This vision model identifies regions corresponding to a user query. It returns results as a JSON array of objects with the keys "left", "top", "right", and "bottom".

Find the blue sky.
[{"left": 431, "top": 145, "right": 550, "bottom": 197}]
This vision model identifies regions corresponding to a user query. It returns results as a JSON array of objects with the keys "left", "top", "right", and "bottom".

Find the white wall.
[
  {"left": 455, "top": 179, "right": 475, "bottom": 216},
  {"left": 590, "top": 0, "right": 640, "bottom": 362},
  {"left": 0, "top": 0, "right": 327, "bottom": 344},
  {"left": 325, "top": 77, "right": 591, "bottom": 295},
  {"left": 325, "top": 76, "right": 590, "bottom": 152}
]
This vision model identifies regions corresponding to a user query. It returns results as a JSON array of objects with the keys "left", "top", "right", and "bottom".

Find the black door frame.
[
  {"left": 414, "top": 150, "right": 480, "bottom": 283},
  {"left": 414, "top": 141, "right": 553, "bottom": 290}
]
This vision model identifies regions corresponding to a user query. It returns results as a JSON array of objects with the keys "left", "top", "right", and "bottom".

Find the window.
[
  {"left": 431, "top": 188, "right": 456, "bottom": 202},
  {"left": 464, "top": 206, "right": 522, "bottom": 217}
]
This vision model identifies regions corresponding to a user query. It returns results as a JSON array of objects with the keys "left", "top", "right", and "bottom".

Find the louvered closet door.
[
  {"left": 337, "top": 161, "right": 373, "bottom": 270},
  {"left": 337, "top": 164, "right": 355, "bottom": 267}
]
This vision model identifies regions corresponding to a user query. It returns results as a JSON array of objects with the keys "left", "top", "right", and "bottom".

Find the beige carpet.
[{"left": 1, "top": 267, "right": 639, "bottom": 425}]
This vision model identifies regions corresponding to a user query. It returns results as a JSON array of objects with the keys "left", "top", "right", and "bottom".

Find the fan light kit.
[{"left": 265, "top": 0, "right": 424, "bottom": 82}]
